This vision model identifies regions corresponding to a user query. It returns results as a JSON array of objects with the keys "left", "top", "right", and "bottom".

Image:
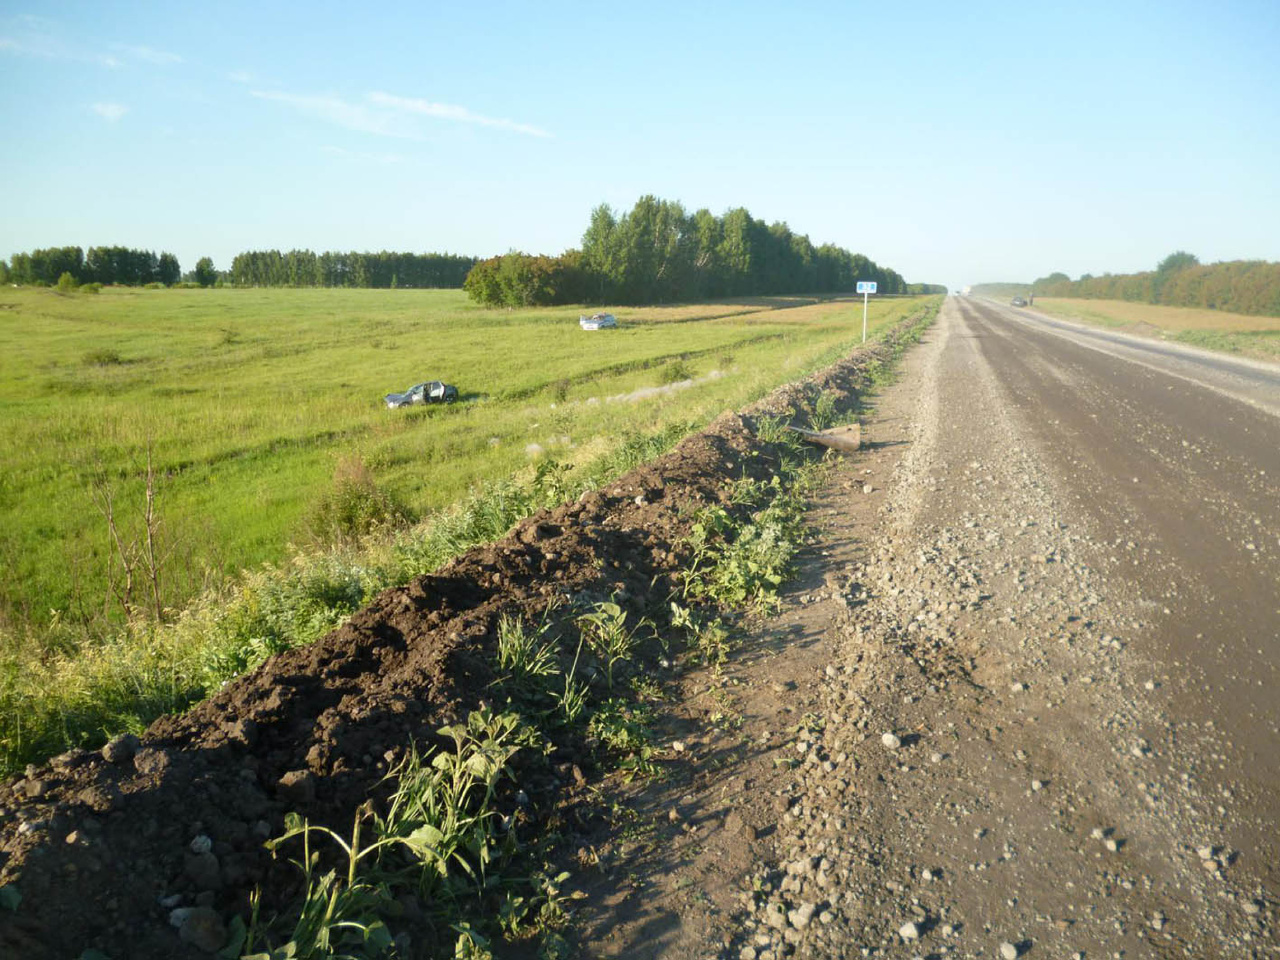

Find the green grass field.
[
  {"left": 0, "top": 286, "right": 926, "bottom": 640},
  {"left": 0, "top": 285, "right": 937, "bottom": 774}
]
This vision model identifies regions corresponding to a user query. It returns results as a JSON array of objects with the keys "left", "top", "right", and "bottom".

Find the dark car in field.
[
  {"left": 1011, "top": 296, "right": 1028, "bottom": 307},
  {"left": 385, "top": 380, "right": 458, "bottom": 408}
]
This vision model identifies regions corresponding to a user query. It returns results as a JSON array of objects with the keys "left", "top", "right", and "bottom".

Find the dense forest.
[
  {"left": 463, "top": 196, "right": 942, "bottom": 307},
  {"left": 975, "top": 253, "right": 1280, "bottom": 318},
  {"left": 5, "top": 246, "right": 180, "bottom": 286},
  {"left": 229, "top": 250, "right": 476, "bottom": 288}
]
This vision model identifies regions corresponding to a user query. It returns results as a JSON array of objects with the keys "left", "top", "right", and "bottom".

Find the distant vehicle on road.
[
  {"left": 579, "top": 313, "right": 618, "bottom": 330},
  {"left": 1011, "top": 297, "right": 1028, "bottom": 307},
  {"left": 385, "top": 380, "right": 458, "bottom": 408}
]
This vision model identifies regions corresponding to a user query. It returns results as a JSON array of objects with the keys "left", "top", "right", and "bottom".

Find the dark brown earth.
[{"left": 0, "top": 309, "right": 932, "bottom": 959}]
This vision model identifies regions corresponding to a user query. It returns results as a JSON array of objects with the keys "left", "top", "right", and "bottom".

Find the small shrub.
[
  {"left": 144, "top": 281, "right": 165, "bottom": 290},
  {"left": 81, "top": 282, "right": 101, "bottom": 294},
  {"left": 307, "top": 455, "right": 410, "bottom": 547},
  {"left": 587, "top": 698, "right": 658, "bottom": 779},
  {"left": 660, "top": 359, "right": 693, "bottom": 384},
  {"left": 680, "top": 471, "right": 813, "bottom": 612},
  {"left": 670, "top": 602, "right": 731, "bottom": 668},
  {"left": 82, "top": 348, "right": 123, "bottom": 366},
  {"left": 56, "top": 271, "right": 78, "bottom": 293}
]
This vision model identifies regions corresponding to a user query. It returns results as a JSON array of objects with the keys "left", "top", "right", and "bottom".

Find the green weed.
[
  {"left": 587, "top": 699, "right": 659, "bottom": 781},
  {"left": 809, "top": 389, "right": 840, "bottom": 430},
  {"left": 575, "top": 601, "right": 645, "bottom": 691},
  {"left": 680, "top": 475, "right": 809, "bottom": 612},
  {"left": 669, "top": 602, "right": 732, "bottom": 669},
  {"left": 552, "top": 638, "right": 591, "bottom": 728},
  {"left": 494, "top": 612, "right": 561, "bottom": 708},
  {"left": 246, "top": 708, "right": 545, "bottom": 958}
]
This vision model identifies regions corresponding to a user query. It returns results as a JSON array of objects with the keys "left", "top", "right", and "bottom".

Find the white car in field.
[{"left": 579, "top": 312, "right": 618, "bottom": 330}]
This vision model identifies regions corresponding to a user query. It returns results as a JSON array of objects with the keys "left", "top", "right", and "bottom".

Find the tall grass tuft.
[{"left": 307, "top": 455, "right": 410, "bottom": 547}]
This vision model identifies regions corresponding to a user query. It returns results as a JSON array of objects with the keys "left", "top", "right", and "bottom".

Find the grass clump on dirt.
[{"left": 239, "top": 708, "right": 576, "bottom": 960}]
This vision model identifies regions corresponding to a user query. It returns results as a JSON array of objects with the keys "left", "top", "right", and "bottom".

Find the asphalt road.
[
  {"left": 962, "top": 295, "right": 1280, "bottom": 858},
  {"left": 988, "top": 299, "right": 1280, "bottom": 418}
]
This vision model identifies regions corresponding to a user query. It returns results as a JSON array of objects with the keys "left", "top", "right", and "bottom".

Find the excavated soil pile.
[{"left": 0, "top": 317, "right": 925, "bottom": 959}]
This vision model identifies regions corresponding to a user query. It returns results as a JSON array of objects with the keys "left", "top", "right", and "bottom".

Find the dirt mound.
[{"left": 0, "top": 322, "right": 919, "bottom": 959}]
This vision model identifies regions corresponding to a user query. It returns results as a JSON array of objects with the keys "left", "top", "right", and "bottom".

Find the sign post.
[{"left": 855, "top": 281, "right": 877, "bottom": 342}]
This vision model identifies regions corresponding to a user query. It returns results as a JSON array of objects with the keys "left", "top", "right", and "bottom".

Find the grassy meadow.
[
  {"left": 1031, "top": 297, "right": 1280, "bottom": 361},
  {"left": 0, "top": 284, "right": 937, "bottom": 772},
  {"left": 1, "top": 285, "right": 925, "bottom": 638}
]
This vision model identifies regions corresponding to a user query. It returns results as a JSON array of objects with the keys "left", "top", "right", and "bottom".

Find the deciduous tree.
[{"left": 194, "top": 257, "right": 217, "bottom": 288}]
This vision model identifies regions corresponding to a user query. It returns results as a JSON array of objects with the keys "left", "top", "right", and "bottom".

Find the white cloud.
[
  {"left": 249, "top": 86, "right": 551, "bottom": 140},
  {"left": 2, "top": 20, "right": 177, "bottom": 68},
  {"left": 250, "top": 89, "right": 419, "bottom": 139},
  {"left": 370, "top": 91, "right": 551, "bottom": 138},
  {"left": 113, "top": 43, "right": 181, "bottom": 65},
  {"left": 228, "top": 69, "right": 253, "bottom": 84},
  {"left": 92, "top": 102, "right": 128, "bottom": 121}
]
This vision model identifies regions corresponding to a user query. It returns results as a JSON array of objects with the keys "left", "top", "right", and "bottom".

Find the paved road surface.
[
  {"left": 963, "top": 294, "right": 1280, "bottom": 791},
  {"left": 983, "top": 297, "right": 1280, "bottom": 417}
]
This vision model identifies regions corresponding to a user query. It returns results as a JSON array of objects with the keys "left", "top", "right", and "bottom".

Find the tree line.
[
  {"left": 1, "top": 247, "right": 476, "bottom": 290},
  {"left": 229, "top": 250, "right": 476, "bottom": 288},
  {"left": 981, "top": 252, "right": 1280, "bottom": 318},
  {"left": 5, "top": 246, "right": 181, "bottom": 287},
  {"left": 463, "top": 195, "right": 940, "bottom": 307}
]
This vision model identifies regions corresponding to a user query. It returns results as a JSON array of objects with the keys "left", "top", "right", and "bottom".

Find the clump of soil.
[{"left": 0, "top": 318, "right": 925, "bottom": 959}]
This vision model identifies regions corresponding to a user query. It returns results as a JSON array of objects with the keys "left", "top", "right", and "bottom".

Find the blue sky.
[{"left": 2, "top": 0, "right": 1277, "bottom": 291}]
